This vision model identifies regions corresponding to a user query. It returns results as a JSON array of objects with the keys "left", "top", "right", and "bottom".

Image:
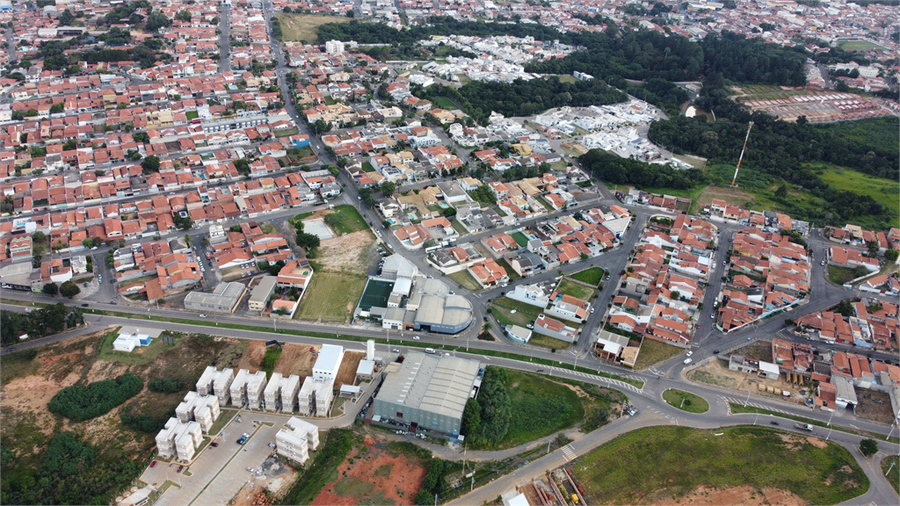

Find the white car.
[
  {"left": 683, "top": 358, "right": 693, "bottom": 365},
  {"left": 412, "top": 335, "right": 420, "bottom": 340},
  {"left": 686, "top": 351, "right": 693, "bottom": 357},
  {"left": 710, "top": 313, "right": 715, "bottom": 319},
  {"left": 509, "top": 309, "right": 517, "bottom": 314},
  {"left": 199, "top": 314, "right": 208, "bottom": 318}
]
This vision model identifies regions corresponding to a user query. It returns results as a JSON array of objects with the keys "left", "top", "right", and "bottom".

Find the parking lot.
[{"left": 146, "top": 413, "right": 293, "bottom": 506}]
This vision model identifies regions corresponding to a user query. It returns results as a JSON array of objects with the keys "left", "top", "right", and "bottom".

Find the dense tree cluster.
[
  {"left": 148, "top": 378, "right": 183, "bottom": 393},
  {"left": 48, "top": 373, "right": 144, "bottom": 422},
  {"left": 120, "top": 405, "right": 171, "bottom": 433},
  {"left": 578, "top": 150, "right": 703, "bottom": 190},
  {"left": 699, "top": 32, "right": 807, "bottom": 86},
  {"left": 415, "top": 459, "right": 449, "bottom": 505},
  {"left": 317, "top": 16, "right": 567, "bottom": 45},
  {"left": 0, "top": 303, "right": 83, "bottom": 345},
  {"left": 1, "top": 431, "right": 143, "bottom": 505},
  {"left": 462, "top": 367, "right": 511, "bottom": 446}
]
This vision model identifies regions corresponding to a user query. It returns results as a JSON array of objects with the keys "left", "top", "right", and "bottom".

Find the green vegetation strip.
[
  {"left": 569, "top": 267, "right": 605, "bottom": 286},
  {"left": 882, "top": 455, "right": 899, "bottom": 494},
  {"left": 278, "top": 429, "right": 357, "bottom": 505},
  {"left": 662, "top": 389, "right": 709, "bottom": 413},
  {"left": 574, "top": 426, "right": 869, "bottom": 505},
  {"left": 729, "top": 403, "right": 900, "bottom": 445}
]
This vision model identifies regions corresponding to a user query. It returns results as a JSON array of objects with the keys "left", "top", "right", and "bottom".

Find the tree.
[
  {"left": 145, "top": 11, "right": 171, "bottom": 32},
  {"left": 866, "top": 240, "right": 879, "bottom": 258},
  {"left": 774, "top": 183, "right": 788, "bottom": 198},
  {"left": 141, "top": 155, "right": 160, "bottom": 174},
  {"left": 59, "top": 280, "right": 81, "bottom": 298},
  {"left": 380, "top": 181, "right": 396, "bottom": 196},
  {"left": 859, "top": 438, "right": 878, "bottom": 458},
  {"left": 42, "top": 282, "right": 59, "bottom": 296},
  {"left": 174, "top": 10, "right": 192, "bottom": 22},
  {"left": 25, "top": 108, "right": 38, "bottom": 117},
  {"left": 296, "top": 232, "right": 320, "bottom": 252},
  {"left": 50, "top": 102, "right": 64, "bottom": 114},
  {"left": 58, "top": 8, "right": 75, "bottom": 25},
  {"left": 885, "top": 249, "right": 899, "bottom": 262}
]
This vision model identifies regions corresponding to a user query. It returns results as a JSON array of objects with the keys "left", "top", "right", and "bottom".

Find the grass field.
[
  {"left": 815, "top": 164, "right": 900, "bottom": 227},
  {"left": 510, "top": 231, "right": 529, "bottom": 248},
  {"left": 274, "top": 127, "right": 299, "bottom": 138},
  {"left": 430, "top": 96, "right": 459, "bottom": 110},
  {"left": 496, "top": 258, "right": 520, "bottom": 280},
  {"left": 449, "top": 270, "right": 482, "bottom": 290},
  {"left": 295, "top": 271, "right": 367, "bottom": 322},
  {"left": 555, "top": 278, "right": 595, "bottom": 301},
  {"left": 837, "top": 40, "right": 886, "bottom": 51},
  {"left": 633, "top": 339, "right": 684, "bottom": 370},
  {"left": 883, "top": 455, "right": 899, "bottom": 494},
  {"left": 327, "top": 205, "right": 369, "bottom": 235},
  {"left": 729, "top": 403, "right": 900, "bottom": 445},
  {"left": 186, "top": 111, "right": 199, "bottom": 120},
  {"left": 573, "top": 426, "right": 869, "bottom": 505},
  {"left": 569, "top": 267, "right": 605, "bottom": 286},
  {"left": 98, "top": 329, "right": 181, "bottom": 366},
  {"left": 491, "top": 297, "right": 543, "bottom": 329},
  {"left": 528, "top": 333, "right": 571, "bottom": 349},
  {"left": 662, "top": 389, "right": 709, "bottom": 413},
  {"left": 482, "top": 370, "right": 586, "bottom": 449},
  {"left": 274, "top": 13, "right": 350, "bottom": 42},
  {"left": 828, "top": 264, "right": 869, "bottom": 285}
]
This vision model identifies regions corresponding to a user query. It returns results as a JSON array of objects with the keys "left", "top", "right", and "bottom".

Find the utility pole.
[
  {"left": 730, "top": 121, "right": 754, "bottom": 188},
  {"left": 886, "top": 423, "right": 895, "bottom": 441}
]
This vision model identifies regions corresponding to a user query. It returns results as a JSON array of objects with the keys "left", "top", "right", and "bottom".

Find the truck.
[{"left": 795, "top": 423, "right": 814, "bottom": 432}]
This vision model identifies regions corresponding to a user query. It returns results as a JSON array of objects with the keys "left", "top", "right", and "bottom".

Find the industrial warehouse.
[
  {"left": 372, "top": 351, "right": 482, "bottom": 438},
  {"left": 356, "top": 255, "right": 473, "bottom": 334}
]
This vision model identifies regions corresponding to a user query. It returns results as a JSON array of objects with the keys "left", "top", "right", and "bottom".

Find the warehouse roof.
[
  {"left": 249, "top": 276, "right": 278, "bottom": 305},
  {"left": 377, "top": 351, "right": 479, "bottom": 420}
]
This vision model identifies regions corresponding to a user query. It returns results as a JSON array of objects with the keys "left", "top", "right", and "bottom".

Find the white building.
[
  {"left": 275, "top": 417, "right": 321, "bottom": 465},
  {"left": 264, "top": 373, "right": 283, "bottom": 412},
  {"left": 324, "top": 39, "right": 345, "bottom": 55},
  {"left": 175, "top": 391, "right": 221, "bottom": 433},
  {"left": 156, "top": 418, "right": 202, "bottom": 461},
  {"left": 313, "top": 344, "right": 344, "bottom": 382},
  {"left": 230, "top": 369, "right": 250, "bottom": 407},
  {"left": 281, "top": 374, "right": 301, "bottom": 413},
  {"left": 196, "top": 366, "right": 234, "bottom": 407},
  {"left": 246, "top": 370, "right": 267, "bottom": 410}
]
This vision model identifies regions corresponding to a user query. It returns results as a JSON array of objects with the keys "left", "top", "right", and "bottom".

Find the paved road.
[{"left": 218, "top": 6, "right": 232, "bottom": 74}]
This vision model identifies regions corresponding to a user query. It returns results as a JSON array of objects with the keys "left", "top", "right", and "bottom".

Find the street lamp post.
[{"left": 886, "top": 423, "right": 895, "bottom": 441}]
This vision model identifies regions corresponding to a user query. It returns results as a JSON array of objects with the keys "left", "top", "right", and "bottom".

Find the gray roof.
[
  {"left": 249, "top": 276, "right": 278, "bottom": 305},
  {"left": 377, "top": 352, "right": 479, "bottom": 419},
  {"left": 415, "top": 294, "right": 473, "bottom": 328}
]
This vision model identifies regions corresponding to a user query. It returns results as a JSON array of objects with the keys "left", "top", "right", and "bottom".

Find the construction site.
[
  {"left": 506, "top": 469, "right": 588, "bottom": 506},
  {"left": 735, "top": 90, "right": 895, "bottom": 123}
]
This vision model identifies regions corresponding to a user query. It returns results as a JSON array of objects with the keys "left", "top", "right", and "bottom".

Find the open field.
[
  {"left": 236, "top": 339, "right": 267, "bottom": 372},
  {"left": 490, "top": 297, "right": 542, "bottom": 329},
  {"left": 98, "top": 329, "right": 181, "bottom": 366},
  {"left": 310, "top": 435, "right": 426, "bottom": 506},
  {"left": 555, "top": 278, "right": 595, "bottom": 301},
  {"left": 430, "top": 96, "right": 459, "bottom": 110},
  {"left": 692, "top": 183, "right": 757, "bottom": 214},
  {"left": 662, "top": 389, "right": 709, "bottom": 413},
  {"left": 274, "top": 13, "right": 350, "bottom": 42},
  {"left": 572, "top": 426, "right": 869, "bottom": 505},
  {"left": 272, "top": 342, "right": 317, "bottom": 377},
  {"left": 335, "top": 351, "right": 365, "bottom": 386},
  {"left": 633, "top": 339, "right": 683, "bottom": 370},
  {"left": 569, "top": 267, "right": 605, "bottom": 287},
  {"left": 448, "top": 270, "right": 482, "bottom": 290},
  {"left": 500, "top": 371, "right": 587, "bottom": 448},
  {"left": 0, "top": 328, "right": 243, "bottom": 506},
  {"left": 510, "top": 231, "right": 529, "bottom": 248},
  {"left": 295, "top": 271, "right": 368, "bottom": 323},
  {"left": 327, "top": 205, "right": 370, "bottom": 235},
  {"left": 528, "top": 333, "right": 571, "bottom": 349},
  {"left": 837, "top": 39, "right": 886, "bottom": 51},
  {"left": 828, "top": 264, "right": 869, "bottom": 285},
  {"left": 314, "top": 229, "right": 375, "bottom": 274},
  {"left": 815, "top": 164, "right": 900, "bottom": 227}
]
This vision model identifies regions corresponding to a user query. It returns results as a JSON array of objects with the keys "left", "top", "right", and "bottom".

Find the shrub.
[
  {"left": 148, "top": 378, "right": 183, "bottom": 393},
  {"left": 49, "top": 373, "right": 144, "bottom": 421}
]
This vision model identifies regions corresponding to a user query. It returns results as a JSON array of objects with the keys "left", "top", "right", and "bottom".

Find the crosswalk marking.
[
  {"left": 561, "top": 444, "right": 577, "bottom": 462},
  {"left": 720, "top": 396, "right": 791, "bottom": 415},
  {"left": 549, "top": 367, "right": 644, "bottom": 393}
]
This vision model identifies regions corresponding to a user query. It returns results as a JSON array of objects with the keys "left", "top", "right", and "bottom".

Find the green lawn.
[
  {"left": 361, "top": 161, "right": 375, "bottom": 173},
  {"left": 274, "top": 13, "right": 351, "bottom": 42},
  {"left": 490, "top": 297, "right": 543, "bottom": 329},
  {"left": 207, "top": 408, "right": 238, "bottom": 436},
  {"left": 633, "top": 339, "right": 684, "bottom": 370},
  {"left": 449, "top": 270, "right": 482, "bottom": 290},
  {"left": 98, "top": 328, "right": 181, "bottom": 366},
  {"left": 574, "top": 426, "right": 869, "bottom": 505},
  {"left": 294, "top": 272, "right": 367, "bottom": 322},
  {"left": 569, "top": 267, "right": 605, "bottom": 287},
  {"left": 431, "top": 96, "right": 458, "bottom": 110},
  {"left": 186, "top": 111, "right": 199, "bottom": 120},
  {"left": 496, "top": 258, "right": 520, "bottom": 280},
  {"left": 327, "top": 205, "right": 370, "bottom": 235},
  {"left": 528, "top": 333, "right": 571, "bottom": 350},
  {"left": 555, "top": 278, "right": 595, "bottom": 301},
  {"left": 828, "top": 264, "right": 869, "bottom": 285},
  {"left": 837, "top": 40, "right": 886, "bottom": 51},
  {"left": 274, "top": 127, "right": 300, "bottom": 138},
  {"left": 882, "top": 455, "right": 899, "bottom": 494},
  {"left": 536, "top": 196, "right": 554, "bottom": 212},
  {"left": 510, "top": 231, "right": 529, "bottom": 248},
  {"left": 450, "top": 219, "right": 468, "bottom": 236},
  {"left": 816, "top": 164, "right": 900, "bottom": 228},
  {"left": 662, "top": 389, "right": 709, "bottom": 413}
]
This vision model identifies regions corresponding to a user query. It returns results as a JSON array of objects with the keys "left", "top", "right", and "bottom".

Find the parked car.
[
  {"left": 150, "top": 460, "right": 157, "bottom": 468},
  {"left": 210, "top": 442, "right": 218, "bottom": 447},
  {"left": 81, "top": 303, "right": 89, "bottom": 307},
  {"left": 713, "top": 350, "right": 720, "bottom": 355},
  {"left": 683, "top": 358, "right": 693, "bottom": 365},
  {"left": 412, "top": 335, "right": 420, "bottom": 340},
  {"left": 685, "top": 351, "right": 693, "bottom": 357},
  {"left": 770, "top": 421, "right": 779, "bottom": 426},
  {"left": 177, "top": 465, "right": 184, "bottom": 473},
  {"left": 199, "top": 314, "right": 208, "bottom": 318},
  {"left": 392, "top": 348, "right": 400, "bottom": 353}
]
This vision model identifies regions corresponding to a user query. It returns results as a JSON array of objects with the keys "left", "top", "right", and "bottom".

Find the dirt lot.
[
  {"left": 335, "top": 351, "right": 365, "bottom": 386},
  {"left": 272, "top": 343, "right": 318, "bottom": 377},
  {"left": 855, "top": 388, "right": 896, "bottom": 424},
  {"left": 650, "top": 485, "right": 804, "bottom": 506},
  {"left": 237, "top": 340, "right": 268, "bottom": 373},
  {"left": 695, "top": 185, "right": 757, "bottom": 213},
  {"left": 733, "top": 340, "right": 773, "bottom": 363},
  {"left": 316, "top": 230, "right": 376, "bottom": 275},
  {"left": 230, "top": 455, "right": 297, "bottom": 506},
  {"left": 311, "top": 436, "right": 426, "bottom": 506},
  {"left": 687, "top": 358, "right": 806, "bottom": 401}
]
